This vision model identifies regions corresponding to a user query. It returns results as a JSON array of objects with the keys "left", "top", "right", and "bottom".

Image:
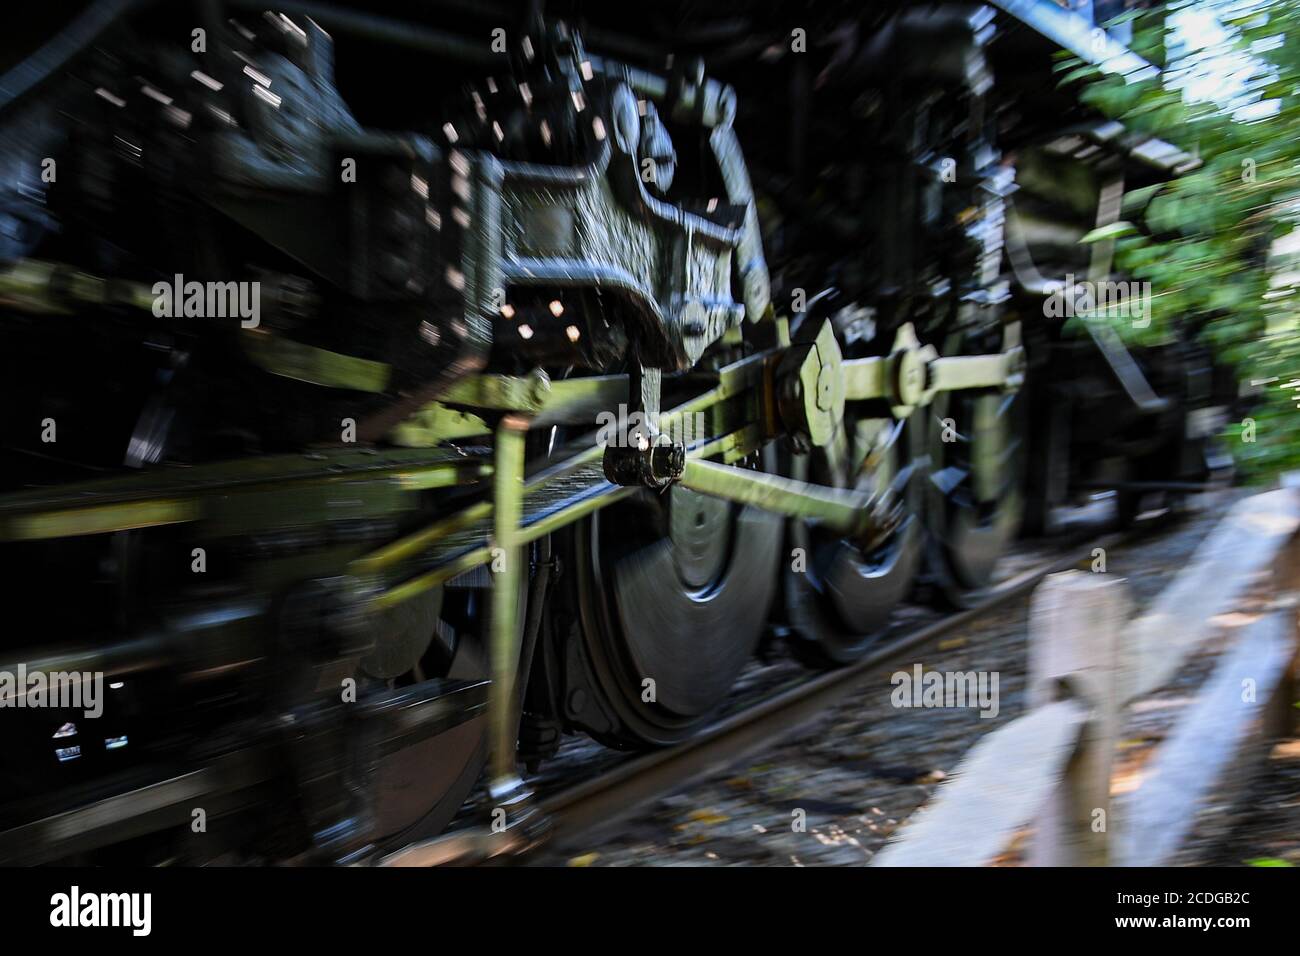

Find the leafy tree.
[{"left": 1061, "top": 0, "right": 1300, "bottom": 477}]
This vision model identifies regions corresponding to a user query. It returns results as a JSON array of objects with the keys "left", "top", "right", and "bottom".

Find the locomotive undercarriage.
[{"left": 0, "top": 1, "right": 1230, "bottom": 864}]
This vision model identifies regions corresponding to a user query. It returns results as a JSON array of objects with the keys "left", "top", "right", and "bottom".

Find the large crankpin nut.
[{"left": 602, "top": 438, "right": 686, "bottom": 490}]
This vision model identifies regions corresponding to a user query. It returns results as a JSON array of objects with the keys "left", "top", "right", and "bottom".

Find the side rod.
[{"left": 676, "top": 458, "right": 899, "bottom": 549}]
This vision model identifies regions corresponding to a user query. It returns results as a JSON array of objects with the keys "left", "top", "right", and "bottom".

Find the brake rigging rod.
[{"left": 487, "top": 416, "right": 533, "bottom": 817}]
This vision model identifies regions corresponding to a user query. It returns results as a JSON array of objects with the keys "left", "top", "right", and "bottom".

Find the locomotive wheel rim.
[
  {"left": 573, "top": 448, "right": 783, "bottom": 746},
  {"left": 925, "top": 328, "right": 1025, "bottom": 607},
  {"left": 784, "top": 413, "right": 924, "bottom": 665}
]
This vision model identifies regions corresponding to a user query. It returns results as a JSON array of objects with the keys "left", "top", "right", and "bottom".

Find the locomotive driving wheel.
[
  {"left": 783, "top": 409, "right": 926, "bottom": 666},
  {"left": 924, "top": 323, "right": 1025, "bottom": 606},
  {"left": 566, "top": 449, "right": 783, "bottom": 748}
]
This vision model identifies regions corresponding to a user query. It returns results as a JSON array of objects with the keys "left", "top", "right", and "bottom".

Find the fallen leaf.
[{"left": 687, "top": 809, "right": 730, "bottom": 825}]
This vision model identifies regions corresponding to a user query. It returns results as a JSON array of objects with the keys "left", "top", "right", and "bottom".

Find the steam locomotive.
[{"left": 0, "top": 0, "right": 1232, "bottom": 864}]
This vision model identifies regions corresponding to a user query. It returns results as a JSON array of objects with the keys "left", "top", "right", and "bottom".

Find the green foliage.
[{"left": 1064, "top": 0, "right": 1300, "bottom": 478}]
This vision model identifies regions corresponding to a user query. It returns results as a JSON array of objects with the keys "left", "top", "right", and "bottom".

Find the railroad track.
[{"left": 379, "top": 510, "right": 1181, "bottom": 866}]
